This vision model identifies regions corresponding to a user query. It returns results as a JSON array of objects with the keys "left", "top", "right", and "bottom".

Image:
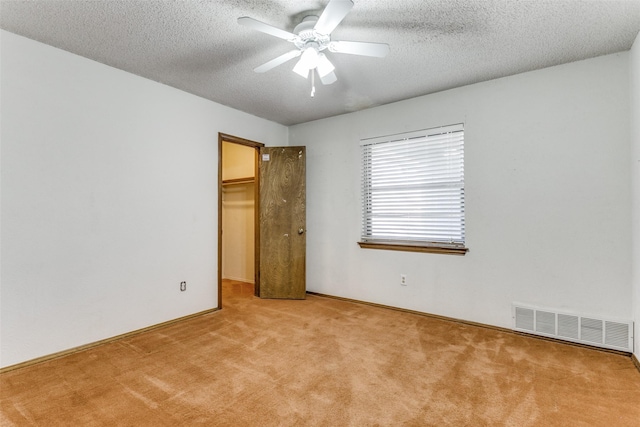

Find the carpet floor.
[{"left": 1, "top": 280, "right": 639, "bottom": 426}]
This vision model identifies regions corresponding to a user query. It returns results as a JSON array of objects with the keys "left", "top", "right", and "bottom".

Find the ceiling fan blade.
[
  {"left": 319, "top": 70, "right": 337, "bottom": 85},
  {"left": 254, "top": 50, "right": 302, "bottom": 73},
  {"left": 238, "top": 17, "right": 299, "bottom": 42},
  {"left": 314, "top": 0, "right": 354, "bottom": 35},
  {"left": 329, "top": 40, "right": 390, "bottom": 58}
]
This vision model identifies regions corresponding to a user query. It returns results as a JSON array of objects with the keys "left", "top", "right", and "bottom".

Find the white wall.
[
  {"left": 1, "top": 28, "right": 635, "bottom": 367},
  {"left": 0, "top": 30, "right": 288, "bottom": 368},
  {"left": 630, "top": 32, "right": 640, "bottom": 359},
  {"left": 290, "top": 53, "right": 632, "bottom": 331}
]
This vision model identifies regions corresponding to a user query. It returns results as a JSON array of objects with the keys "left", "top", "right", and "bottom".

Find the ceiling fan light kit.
[
  {"left": 316, "top": 53, "right": 336, "bottom": 78},
  {"left": 293, "top": 45, "right": 320, "bottom": 77},
  {"left": 238, "top": 0, "right": 389, "bottom": 96}
]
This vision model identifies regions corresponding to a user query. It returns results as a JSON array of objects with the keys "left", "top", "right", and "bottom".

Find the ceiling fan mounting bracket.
[{"left": 293, "top": 15, "right": 318, "bottom": 34}]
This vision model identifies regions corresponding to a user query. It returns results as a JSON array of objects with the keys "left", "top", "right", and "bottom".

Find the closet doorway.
[
  {"left": 218, "top": 133, "right": 307, "bottom": 308},
  {"left": 218, "top": 134, "right": 263, "bottom": 308}
]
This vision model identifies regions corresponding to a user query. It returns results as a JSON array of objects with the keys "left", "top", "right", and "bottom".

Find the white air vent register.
[{"left": 512, "top": 303, "right": 633, "bottom": 352}]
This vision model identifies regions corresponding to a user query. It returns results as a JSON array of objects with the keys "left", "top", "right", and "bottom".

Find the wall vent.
[{"left": 512, "top": 304, "right": 633, "bottom": 352}]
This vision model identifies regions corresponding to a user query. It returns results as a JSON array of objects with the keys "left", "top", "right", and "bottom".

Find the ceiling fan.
[{"left": 238, "top": 0, "right": 389, "bottom": 95}]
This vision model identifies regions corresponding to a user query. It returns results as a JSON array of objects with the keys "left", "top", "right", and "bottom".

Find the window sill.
[{"left": 357, "top": 241, "right": 468, "bottom": 256}]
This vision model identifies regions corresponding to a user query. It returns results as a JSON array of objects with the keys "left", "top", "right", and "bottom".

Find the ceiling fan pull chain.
[{"left": 311, "top": 70, "right": 316, "bottom": 98}]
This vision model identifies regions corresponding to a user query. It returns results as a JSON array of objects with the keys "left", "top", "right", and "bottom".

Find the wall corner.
[{"left": 630, "top": 31, "right": 640, "bottom": 359}]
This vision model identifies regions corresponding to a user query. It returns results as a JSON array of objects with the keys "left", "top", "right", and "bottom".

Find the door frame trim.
[{"left": 218, "top": 133, "right": 265, "bottom": 309}]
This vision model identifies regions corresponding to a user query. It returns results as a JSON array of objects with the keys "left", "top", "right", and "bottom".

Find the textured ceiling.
[{"left": 1, "top": 0, "right": 640, "bottom": 126}]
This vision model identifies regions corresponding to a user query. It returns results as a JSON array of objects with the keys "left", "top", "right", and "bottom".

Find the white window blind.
[{"left": 361, "top": 123, "right": 465, "bottom": 247}]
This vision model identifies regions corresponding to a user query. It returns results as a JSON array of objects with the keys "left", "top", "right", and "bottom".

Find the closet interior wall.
[{"left": 221, "top": 142, "right": 256, "bottom": 284}]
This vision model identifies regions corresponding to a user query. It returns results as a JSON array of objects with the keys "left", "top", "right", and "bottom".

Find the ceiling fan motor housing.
[{"left": 294, "top": 16, "right": 330, "bottom": 51}]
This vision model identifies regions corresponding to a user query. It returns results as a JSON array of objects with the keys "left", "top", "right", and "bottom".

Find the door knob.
[{"left": 298, "top": 228, "right": 304, "bottom": 235}]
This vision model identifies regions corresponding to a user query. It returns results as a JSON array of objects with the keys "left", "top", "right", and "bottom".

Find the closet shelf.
[{"left": 222, "top": 177, "right": 255, "bottom": 186}]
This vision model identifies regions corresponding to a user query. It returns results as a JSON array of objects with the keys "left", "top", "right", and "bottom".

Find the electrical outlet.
[
  {"left": 180, "top": 281, "right": 186, "bottom": 292},
  {"left": 400, "top": 274, "right": 407, "bottom": 286}
]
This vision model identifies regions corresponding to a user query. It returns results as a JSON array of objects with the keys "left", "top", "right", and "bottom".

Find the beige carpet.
[{"left": 1, "top": 280, "right": 639, "bottom": 426}]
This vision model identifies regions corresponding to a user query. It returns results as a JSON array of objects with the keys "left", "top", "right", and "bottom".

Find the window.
[{"left": 359, "top": 123, "right": 467, "bottom": 255}]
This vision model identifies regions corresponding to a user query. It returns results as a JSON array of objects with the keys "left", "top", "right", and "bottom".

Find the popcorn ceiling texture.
[{"left": 1, "top": 0, "right": 639, "bottom": 125}]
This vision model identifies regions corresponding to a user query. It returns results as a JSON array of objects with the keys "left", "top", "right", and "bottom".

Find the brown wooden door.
[{"left": 258, "top": 146, "right": 306, "bottom": 299}]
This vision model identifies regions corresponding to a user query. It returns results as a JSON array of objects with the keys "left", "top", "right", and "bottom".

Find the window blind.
[{"left": 361, "top": 123, "right": 465, "bottom": 247}]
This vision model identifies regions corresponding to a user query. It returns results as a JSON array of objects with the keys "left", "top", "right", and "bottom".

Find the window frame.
[{"left": 358, "top": 124, "right": 468, "bottom": 255}]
